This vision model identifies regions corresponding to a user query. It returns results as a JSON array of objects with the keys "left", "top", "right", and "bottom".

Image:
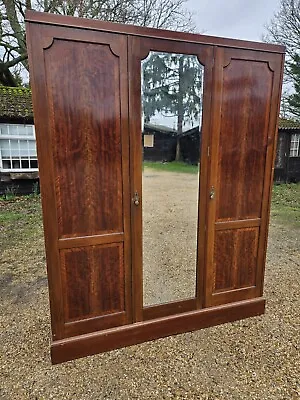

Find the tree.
[
  {"left": 264, "top": 0, "right": 300, "bottom": 63},
  {"left": 280, "top": 88, "right": 293, "bottom": 118},
  {"left": 286, "top": 53, "right": 300, "bottom": 118},
  {"left": 264, "top": 0, "right": 300, "bottom": 118},
  {"left": 0, "top": 0, "right": 195, "bottom": 86},
  {"left": 142, "top": 52, "right": 203, "bottom": 160}
]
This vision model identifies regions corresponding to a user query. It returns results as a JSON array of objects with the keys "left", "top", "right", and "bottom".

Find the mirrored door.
[{"left": 129, "top": 38, "right": 213, "bottom": 321}]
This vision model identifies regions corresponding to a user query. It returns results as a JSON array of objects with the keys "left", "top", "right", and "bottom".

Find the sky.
[{"left": 186, "top": 0, "right": 281, "bottom": 42}]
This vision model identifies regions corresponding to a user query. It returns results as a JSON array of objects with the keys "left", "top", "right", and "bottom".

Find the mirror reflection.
[{"left": 141, "top": 52, "right": 204, "bottom": 307}]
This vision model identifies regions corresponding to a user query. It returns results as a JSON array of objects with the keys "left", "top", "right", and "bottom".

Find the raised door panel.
[
  {"left": 216, "top": 59, "right": 272, "bottom": 221},
  {"left": 61, "top": 244, "right": 124, "bottom": 321},
  {"left": 26, "top": 23, "right": 131, "bottom": 340},
  {"left": 214, "top": 227, "right": 259, "bottom": 291},
  {"left": 46, "top": 40, "right": 123, "bottom": 238},
  {"left": 206, "top": 48, "right": 283, "bottom": 306}
]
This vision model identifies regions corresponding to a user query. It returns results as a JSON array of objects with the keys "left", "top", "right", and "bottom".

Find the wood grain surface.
[
  {"left": 61, "top": 244, "right": 124, "bottom": 321},
  {"left": 217, "top": 59, "right": 272, "bottom": 221},
  {"left": 214, "top": 228, "right": 259, "bottom": 292},
  {"left": 45, "top": 40, "right": 123, "bottom": 238}
]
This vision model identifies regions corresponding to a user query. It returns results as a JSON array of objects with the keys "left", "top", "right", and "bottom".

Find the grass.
[
  {"left": 0, "top": 211, "right": 23, "bottom": 224},
  {"left": 0, "top": 195, "right": 43, "bottom": 249},
  {"left": 143, "top": 161, "right": 199, "bottom": 174},
  {"left": 271, "top": 183, "right": 300, "bottom": 227}
]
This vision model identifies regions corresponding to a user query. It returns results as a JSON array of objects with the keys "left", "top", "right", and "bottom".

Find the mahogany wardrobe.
[{"left": 25, "top": 10, "right": 285, "bottom": 364}]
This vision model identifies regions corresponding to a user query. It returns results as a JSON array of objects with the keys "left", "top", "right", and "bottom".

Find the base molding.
[{"left": 51, "top": 297, "right": 265, "bottom": 364}]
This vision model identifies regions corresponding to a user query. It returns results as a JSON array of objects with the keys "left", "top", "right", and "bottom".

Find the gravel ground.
[
  {"left": 0, "top": 173, "right": 299, "bottom": 400},
  {"left": 143, "top": 170, "right": 198, "bottom": 306}
]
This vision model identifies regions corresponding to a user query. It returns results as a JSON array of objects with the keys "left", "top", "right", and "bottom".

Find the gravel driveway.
[
  {"left": 0, "top": 172, "right": 299, "bottom": 400},
  {"left": 143, "top": 170, "right": 198, "bottom": 306}
]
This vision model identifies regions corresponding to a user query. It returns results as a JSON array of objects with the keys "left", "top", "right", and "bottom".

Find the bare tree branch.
[
  {"left": 0, "top": 52, "right": 27, "bottom": 68},
  {"left": 0, "top": 0, "right": 196, "bottom": 86},
  {"left": 264, "top": 0, "right": 300, "bottom": 118}
]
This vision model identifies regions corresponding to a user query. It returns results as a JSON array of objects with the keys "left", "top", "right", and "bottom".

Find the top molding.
[{"left": 25, "top": 10, "right": 285, "bottom": 54}]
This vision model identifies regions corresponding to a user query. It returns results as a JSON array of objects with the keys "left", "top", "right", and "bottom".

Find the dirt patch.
[{"left": 0, "top": 178, "right": 299, "bottom": 400}]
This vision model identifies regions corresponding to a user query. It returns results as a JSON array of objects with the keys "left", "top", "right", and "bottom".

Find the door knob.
[
  {"left": 209, "top": 186, "right": 215, "bottom": 200},
  {"left": 133, "top": 191, "right": 140, "bottom": 206}
]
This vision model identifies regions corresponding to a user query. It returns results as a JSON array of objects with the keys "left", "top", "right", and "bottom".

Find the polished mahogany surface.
[
  {"left": 25, "top": 11, "right": 284, "bottom": 364},
  {"left": 214, "top": 227, "right": 259, "bottom": 291},
  {"left": 61, "top": 244, "right": 124, "bottom": 321},
  {"left": 26, "top": 10, "right": 285, "bottom": 54},
  {"left": 217, "top": 60, "right": 272, "bottom": 221},
  {"left": 46, "top": 40, "right": 123, "bottom": 238}
]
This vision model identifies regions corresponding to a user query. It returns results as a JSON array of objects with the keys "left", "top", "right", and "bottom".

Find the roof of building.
[
  {"left": 278, "top": 118, "right": 300, "bottom": 130},
  {"left": 0, "top": 86, "right": 33, "bottom": 120},
  {"left": 144, "top": 123, "right": 200, "bottom": 136},
  {"left": 144, "top": 123, "right": 177, "bottom": 135}
]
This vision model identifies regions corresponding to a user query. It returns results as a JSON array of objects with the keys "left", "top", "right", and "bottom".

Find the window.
[
  {"left": 144, "top": 134, "right": 154, "bottom": 147},
  {"left": 290, "top": 133, "right": 300, "bottom": 157},
  {"left": 0, "top": 124, "right": 38, "bottom": 172},
  {"left": 275, "top": 134, "right": 285, "bottom": 168}
]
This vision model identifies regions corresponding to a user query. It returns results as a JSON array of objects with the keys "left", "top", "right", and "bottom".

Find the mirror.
[{"left": 141, "top": 52, "right": 204, "bottom": 307}]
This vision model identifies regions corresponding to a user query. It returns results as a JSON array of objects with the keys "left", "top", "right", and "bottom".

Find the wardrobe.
[{"left": 26, "top": 10, "right": 285, "bottom": 364}]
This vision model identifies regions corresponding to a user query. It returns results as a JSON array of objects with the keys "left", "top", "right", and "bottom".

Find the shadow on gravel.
[{"left": 0, "top": 274, "right": 48, "bottom": 304}]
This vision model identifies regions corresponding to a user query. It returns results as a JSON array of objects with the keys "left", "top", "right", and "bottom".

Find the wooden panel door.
[
  {"left": 26, "top": 22, "right": 132, "bottom": 340},
  {"left": 205, "top": 48, "right": 283, "bottom": 306}
]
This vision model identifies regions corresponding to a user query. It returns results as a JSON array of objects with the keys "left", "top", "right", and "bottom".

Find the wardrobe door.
[
  {"left": 26, "top": 22, "right": 132, "bottom": 343},
  {"left": 128, "top": 36, "right": 213, "bottom": 321},
  {"left": 205, "top": 47, "right": 283, "bottom": 306}
]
